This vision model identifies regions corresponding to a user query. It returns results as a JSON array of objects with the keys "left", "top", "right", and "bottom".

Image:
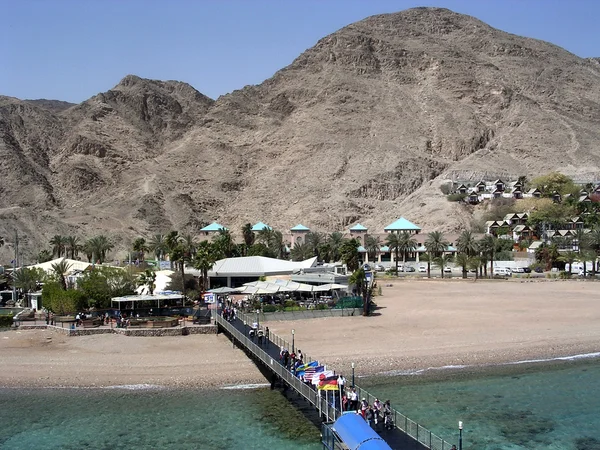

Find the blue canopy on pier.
[{"left": 333, "top": 413, "right": 392, "bottom": 450}]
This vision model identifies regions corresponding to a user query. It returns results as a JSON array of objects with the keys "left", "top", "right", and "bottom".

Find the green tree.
[
  {"left": 65, "top": 236, "right": 80, "bottom": 259},
  {"left": 425, "top": 231, "right": 449, "bottom": 278},
  {"left": 479, "top": 235, "right": 497, "bottom": 277},
  {"left": 85, "top": 235, "right": 114, "bottom": 264},
  {"left": 291, "top": 242, "right": 314, "bottom": 261},
  {"left": 37, "top": 249, "right": 53, "bottom": 263},
  {"left": 256, "top": 229, "right": 285, "bottom": 259},
  {"left": 12, "top": 267, "right": 44, "bottom": 293},
  {"left": 535, "top": 243, "right": 559, "bottom": 271},
  {"left": 51, "top": 259, "right": 72, "bottom": 290},
  {"left": 398, "top": 232, "right": 418, "bottom": 264},
  {"left": 138, "top": 269, "right": 157, "bottom": 294},
  {"left": 77, "top": 267, "right": 136, "bottom": 309},
  {"left": 531, "top": 172, "right": 578, "bottom": 197},
  {"left": 327, "top": 232, "right": 345, "bottom": 263},
  {"left": 49, "top": 235, "right": 66, "bottom": 258},
  {"left": 194, "top": 241, "right": 218, "bottom": 292},
  {"left": 213, "top": 228, "right": 235, "bottom": 258},
  {"left": 132, "top": 237, "right": 149, "bottom": 262},
  {"left": 304, "top": 232, "right": 325, "bottom": 261},
  {"left": 42, "top": 281, "right": 85, "bottom": 315},
  {"left": 340, "top": 238, "right": 360, "bottom": 272},
  {"left": 385, "top": 233, "right": 402, "bottom": 274},
  {"left": 241, "top": 223, "right": 255, "bottom": 252},
  {"left": 558, "top": 251, "right": 579, "bottom": 275},
  {"left": 364, "top": 235, "right": 380, "bottom": 265},
  {"left": 348, "top": 267, "right": 371, "bottom": 316},
  {"left": 468, "top": 256, "right": 481, "bottom": 280},
  {"left": 455, "top": 252, "right": 470, "bottom": 279},
  {"left": 148, "top": 233, "right": 169, "bottom": 263},
  {"left": 433, "top": 254, "right": 454, "bottom": 279},
  {"left": 457, "top": 230, "right": 478, "bottom": 256},
  {"left": 181, "top": 234, "right": 198, "bottom": 259}
]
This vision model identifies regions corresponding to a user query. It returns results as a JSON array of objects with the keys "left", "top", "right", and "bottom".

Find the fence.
[{"left": 222, "top": 310, "right": 455, "bottom": 450}]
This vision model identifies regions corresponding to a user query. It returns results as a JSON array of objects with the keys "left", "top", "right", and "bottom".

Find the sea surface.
[
  {"left": 2, "top": 357, "right": 600, "bottom": 449},
  {"left": 361, "top": 356, "right": 600, "bottom": 450}
]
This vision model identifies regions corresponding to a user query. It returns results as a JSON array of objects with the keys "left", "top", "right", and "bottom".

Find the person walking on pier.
[
  {"left": 349, "top": 388, "right": 358, "bottom": 411},
  {"left": 383, "top": 400, "right": 393, "bottom": 430},
  {"left": 373, "top": 398, "right": 382, "bottom": 427}
]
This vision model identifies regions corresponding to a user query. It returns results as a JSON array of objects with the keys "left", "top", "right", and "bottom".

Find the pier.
[{"left": 216, "top": 311, "right": 456, "bottom": 450}]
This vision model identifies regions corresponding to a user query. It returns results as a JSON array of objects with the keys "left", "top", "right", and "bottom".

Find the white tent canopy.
[
  {"left": 110, "top": 293, "right": 183, "bottom": 310},
  {"left": 241, "top": 280, "right": 348, "bottom": 293}
]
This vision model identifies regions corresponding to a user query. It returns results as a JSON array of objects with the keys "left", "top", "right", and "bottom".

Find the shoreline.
[{"left": 2, "top": 280, "right": 600, "bottom": 389}]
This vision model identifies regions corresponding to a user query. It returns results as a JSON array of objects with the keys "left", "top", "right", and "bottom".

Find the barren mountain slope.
[{"left": 1, "top": 7, "right": 600, "bottom": 258}]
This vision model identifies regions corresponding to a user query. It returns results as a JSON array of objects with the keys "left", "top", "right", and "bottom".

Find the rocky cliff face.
[{"left": 1, "top": 7, "right": 600, "bottom": 258}]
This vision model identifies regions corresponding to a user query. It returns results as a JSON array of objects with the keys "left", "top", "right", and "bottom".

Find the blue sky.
[{"left": 1, "top": 0, "right": 598, "bottom": 103}]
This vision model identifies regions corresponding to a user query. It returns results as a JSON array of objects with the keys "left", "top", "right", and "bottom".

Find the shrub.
[
  {"left": 447, "top": 193, "right": 467, "bottom": 202},
  {"left": 284, "top": 300, "right": 297, "bottom": 308},
  {"left": 559, "top": 271, "right": 572, "bottom": 279},
  {"left": 262, "top": 305, "right": 278, "bottom": 313},
  {"left": 0, "top": 316, "right": 13, "bottom": 327},
  {"left": 315, "top": 304, "right": 328, "bottom": 310},
  {"left": 439, "top": 182, "right": 453, "bottom": 195}
]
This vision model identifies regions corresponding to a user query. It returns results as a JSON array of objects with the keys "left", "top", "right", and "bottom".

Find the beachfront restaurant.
[
  {"left": 187, "top": 255, "right": 318, "bottom": 289},
  {"left": 110, "top": 293, "right": 184, "bottom": 311}
]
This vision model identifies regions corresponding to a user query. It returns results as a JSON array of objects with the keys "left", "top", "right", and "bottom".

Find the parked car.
[
  {"left": 374, "top": 264, "right": 385, "bottom": 272},
  {"left": 534, "top": 267, "right": 544, "bottom": 273},
  {"left": 418, "top": 265, "right": 427, "bottom": 273},
  {"left": 513, "top": 267, "right": 525, "bottom": 273},
  {"left": 444, "top": 267, "right": 452, "bottom": 273},
  {"left": 363, "top": 264, "right": 372, "bottom": 271},
  {"left": 397, "top": 264, "right": 404, "bottom": 272},
  {"left": 404, "top": 266, "right": 416, "bottom": 272},
  {"left": 493, "top": 267, "right": 512, "bottom": 277}
]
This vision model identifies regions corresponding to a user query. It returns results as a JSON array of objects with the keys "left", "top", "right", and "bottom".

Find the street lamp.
[
  {"left": 291, "top": 329, "right": 295, "bottom": 353},
  {"left": 256, "top": 309, "right": 260, "bottom": 328},
  {"left": 458, "top": 421, "right": 463, "bottom": 450},
  {"left": 244, "top": 321, "right": 247, "bottom": 338},
  {"left": 351, "top": 362, "right": 355, "bottom": 388}
]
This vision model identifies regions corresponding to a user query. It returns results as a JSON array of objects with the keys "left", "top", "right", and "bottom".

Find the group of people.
[{"left": 342, "top": 391, "right": 394, "bottom": 430}]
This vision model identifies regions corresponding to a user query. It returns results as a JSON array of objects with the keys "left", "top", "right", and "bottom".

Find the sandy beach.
[{"left": 1, "top": 279, "right": 600, "bottom": 388}]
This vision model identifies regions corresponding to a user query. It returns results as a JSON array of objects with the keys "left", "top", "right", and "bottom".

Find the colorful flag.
[
  {"left": 304, "top": 365, "right": 324, "bottom": 378},
  {"left": 312, "top": 370, "right": 333, "bottom": 385},
  {"left": 318, "top": 375, "right": 339, "bottom": 391}
]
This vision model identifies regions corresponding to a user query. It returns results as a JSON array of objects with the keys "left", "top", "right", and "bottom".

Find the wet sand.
[{"left": 1, "top": 279, "right": 599, "bottom": 388}]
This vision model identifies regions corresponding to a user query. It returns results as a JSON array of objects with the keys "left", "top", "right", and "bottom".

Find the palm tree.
[
  {"left": 51, "top": 259, "right": 72, "bottom": 290},
  {"left": 49, "top": 235, "right": 66, "bottom": 258},
  {"left": 589, "top": 227, "right": 600, "bottom": 275},
  {"left": 327, "top": 232, "right": 345, "bottom": 263},
  {"left": 65, "top": 236, "right": 80, "bottom": 259},
  {"left": 558, "top": 251, "right": 579, "bottom": 275},
  {"left": 82, "top": 239, "right": 95, "bottom": 263},
  {"left": 425, "top": 231, "right": 449, "bottom": 278},
  {"left": 256, "top": 229, "right": 285, "bottom": 259},
  {"left": 433, "top": 254, "right": 454, "bottom": 278},
  {"left": 194, "top": 241, "right": 218, "bottom": 292},
  {"left": 37, "top": 249, "right": 53, "bottom": 263},
  {"left": 138, "top": 269, "right": 157, "bottom": 295},
  {"left": 305, "top": 232, "right": 325, "bottom": 261},
  {"left": 457, "top": 230, "right": 478, "bottom": 256},
  {"left": 12, "top": 268, "right": 39, "bottom": 293},
  {"left": 398, "top": 232, "right": 418, "bottom": 263},
  {"left": 132, "top": 237, "right": 149, "bottom": 262},
  {"left": 148, "top": 234, "right": 168, "bottom": 264},
  {"left": 340, "top": 238, "right": 360, "bottom": 272},
  {"left": 181, "top": 234, "right": 197, "bottom": 259},
  {"left": 479, "top": 235, "right": 497, "bottom": 278},
  {"left": 90, "top": 235, "right": 114, "bottom": 264},
  {"left": 165, "top": 231, "right": 182, "bottom": 268},
  {"left": 169, "top": 243, "right": 188, "bottom": 300},
  {"left": 364, "top": 235, "right": 380, "bottom": 265},
  {"left": 468, "top": 256, "right": 481, "bottom": 280},
  {"left": 455, "top": 252, "right": 470, "bottom": 279},
  {"left": 213, "top": 228, "right": 234, "bottom": 258},
  {"left": 385, "top": 233, "right": 402, "bottom": 274},
  {"left": 291, "top": 242, "right": 314, "bottom": 261},
  {"left": 241, "top": 223, "right": 255, "bottom": 253}
]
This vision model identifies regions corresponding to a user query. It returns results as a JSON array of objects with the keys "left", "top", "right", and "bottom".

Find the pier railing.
[{"left": 219, "top": 311, "right": 455, "bottom": 450}]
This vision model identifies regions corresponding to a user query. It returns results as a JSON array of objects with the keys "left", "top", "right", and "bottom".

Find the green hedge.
[{"left": 0, "top": 316, "right": 14, "bottom": 327}]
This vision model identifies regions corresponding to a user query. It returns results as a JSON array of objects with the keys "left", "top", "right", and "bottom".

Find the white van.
[{"left": 494, "top": 267, "right": 512, "bottom": 277}]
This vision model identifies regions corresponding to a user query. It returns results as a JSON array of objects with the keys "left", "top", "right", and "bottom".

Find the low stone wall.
[
  {"left": 260, "top": 308, "right": 362, "bottom": 321},
  {"left": 18, "top": 324, "right": 217, "bottom": 337}
]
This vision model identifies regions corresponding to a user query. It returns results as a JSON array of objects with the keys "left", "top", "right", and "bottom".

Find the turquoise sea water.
[
  {"left": 0, "top": 387, "right": 321, "bottom": 450},
  {"left": 2, "top": 358, "right": 600, "bottom": 449},
  {"left": 361, "top": 358, "right": 600, "bottom": 449}
]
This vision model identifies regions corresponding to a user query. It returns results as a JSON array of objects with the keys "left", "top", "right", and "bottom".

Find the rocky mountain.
[{"left": 1, "top": 7, "right": 600, "bottom": 259}]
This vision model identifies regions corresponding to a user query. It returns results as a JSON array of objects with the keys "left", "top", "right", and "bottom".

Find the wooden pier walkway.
[{"left": 216, "top": 312, "right": 455, "bottom": 450}]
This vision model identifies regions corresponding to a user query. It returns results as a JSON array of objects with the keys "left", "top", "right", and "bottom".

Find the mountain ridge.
[{"left": 1, "top": 7, "right": 600, "bottom": 259}]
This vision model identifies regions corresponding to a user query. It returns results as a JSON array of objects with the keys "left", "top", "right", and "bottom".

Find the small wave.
[
  {"left": 373, "top": 353, "right": 600, "bottom": 377},
  {"left": 103, "top": 384, "right": 164, "bottom": 390},
  {"left": 221, "top": 383, "right": 270, "bottom": 390}
]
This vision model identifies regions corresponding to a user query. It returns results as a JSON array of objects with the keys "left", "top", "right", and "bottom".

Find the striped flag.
[
  {"left": 318, "top": 375, "right": 340, "bottom": 391},
  {"left": 303, "top": 365, "right": 324, "bottom": 379},
  {"left": 312, "top": 370, "right": 334, "bottom": 385}
]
